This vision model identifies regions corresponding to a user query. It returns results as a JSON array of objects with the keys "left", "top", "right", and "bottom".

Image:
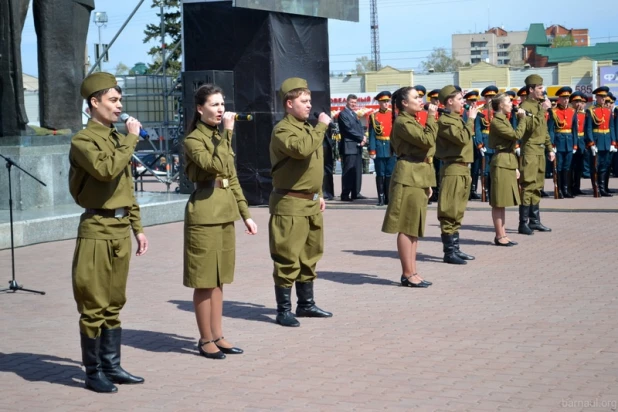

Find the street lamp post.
[{"left": 93, "top": 11, "right": 108, "bottom": 72}]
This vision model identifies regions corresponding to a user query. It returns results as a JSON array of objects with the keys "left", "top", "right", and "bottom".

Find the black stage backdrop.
[{"left": 182, "top": 1, "right": 330, "bottom": 204}]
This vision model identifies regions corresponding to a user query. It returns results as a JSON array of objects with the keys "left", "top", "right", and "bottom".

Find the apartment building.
[{"left": 452, "top": 27, "right": 528, "bottom": 66}]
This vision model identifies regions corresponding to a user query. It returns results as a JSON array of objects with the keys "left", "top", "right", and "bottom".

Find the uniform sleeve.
[
  {"left": 368, "top": 115, "right": 377, "bottom": 154},
  {"left": 228, "top": 167, "right": 250, "bottom": 220},
  {"left": 571, "top": 114, "right": 578, "bottom": 150},
  {"left": 184, "top": 131, "right": 229, "bottom": 174},
  {"left": 438, "top": 118, "right": 473, "bottom": 147},
  {"left": 394, "top": 117, "right": 437, "bottom": 149},
  {"left": 273, "top": 123, "right": 326, "bottom": 159},
  {"left": 128, "top": 196, "right": 143, "bottom": 235},
  {"left": 474, "top": 116, "right": 483, "bottom": 148},
  {"left": 494, "top": 116, "right": 528, "bottom": 141},
  {"left": 70, "top": 133, "right": 138, "bottom": 182},
  {"left": 547, "top": 110, "right": 556, "bottom": 145},
  {"left": 584, "top": 110, "right": 594, "bottom": 147}
]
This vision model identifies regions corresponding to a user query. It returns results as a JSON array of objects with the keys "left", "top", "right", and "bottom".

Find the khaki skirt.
[
  {"left": 184, "top": 222, "right": 235, "bottom": 288},
  {"left": 490, "top": 165, "right": 520, "bottom": 208},
  {"left": 381, "top": 182, "right": 428, "bottom": 238}
]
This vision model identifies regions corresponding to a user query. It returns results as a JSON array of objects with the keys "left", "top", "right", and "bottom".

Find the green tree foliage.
[
  {"left": 421, "top": 47, "right": 462, "bottom": 72},
  {"left": 354, "top": 56, "right": 376, "bottom": 74},
  {"left": 143, "top": 0, "right": 181, "bottom": 76},
  {"left": 114, "top": 62, "right": 130, "bottom": 75},
  {"left": 552, "top": 34, "right": 575, "bottom": 48}
]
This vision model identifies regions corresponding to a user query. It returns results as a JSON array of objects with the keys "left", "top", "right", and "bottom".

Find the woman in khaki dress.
[
  {"left": 488, "top": 93, "right": 528, "bottom": 246},
  {"left": 184, "top": 84, "right": 258, "bottom": 359},
  {"left": 381, "top": 86, "right": 438, "bottom": 288}
]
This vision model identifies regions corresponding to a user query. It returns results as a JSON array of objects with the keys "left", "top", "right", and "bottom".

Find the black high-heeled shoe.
[
  {"left": 400, "top": 275, "right": 429, "bottom": 288},
  {"left": 197, "top": 340, "right": 226, "bottom": 359},
  {"left": 494, "top": 236, "right": 513, "bottom": 247},
  {"left": 505, "top": 238, "right": 518, "bottom": 246},
  {"left": 214, "top": 337, "right": 243, "bottom": 355}
]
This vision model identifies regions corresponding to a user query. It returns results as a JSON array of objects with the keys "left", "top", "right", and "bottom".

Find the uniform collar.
[
  {"left": 494, "top": 112, "right": 507, "bottom": 120},
  {"left": 284, "top": 113, "right": 309, "bottom": 130},
  {"left": 87, "top": 119, "right": 116, "bottom": 140},
  {"left": 196, "top": 120, "right": 219, "bottom": 137}
]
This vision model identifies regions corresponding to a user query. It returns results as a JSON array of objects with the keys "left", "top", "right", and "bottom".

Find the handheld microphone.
[
  {"left": 511, "top": 107, "right": 533, "bottom": 117},
  {"left": 423, "top": 103, "right": 449, "bottom": 114},
  {"left": 463, "top": 104, "right": 485, "bottom": 119},
  {"left": 119, "top": 113, "right": 149, "bottom": 140},
  {"left": 314, "top": 111, "right": 340, "bottom": 135},
  {"left": 234, "top": 113, "right": 253, "bottom": 121}
]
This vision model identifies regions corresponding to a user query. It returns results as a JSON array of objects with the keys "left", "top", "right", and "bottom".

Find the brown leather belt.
[
  {"left": 195, "top": 179, "right": 229, "bottom": 190},
  {"left": 273, "top": 188, "right": 319, "bottom": 201},
  {"left": 398, "top": 155, "right": 432, "bottom": 164},
  {"left": 444, "top": 161, "right": 470, "bottom": 167},
  {"left": 85, "top": 208, "right": 129, "bottom": 218}
]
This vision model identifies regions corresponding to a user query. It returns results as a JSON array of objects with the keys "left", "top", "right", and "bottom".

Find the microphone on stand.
[
  {"left": 119, "top": 113, "right": 150, "bottom": 139},
  {"left": 234, "top": 113, "right": 253, "bottom": 121}
]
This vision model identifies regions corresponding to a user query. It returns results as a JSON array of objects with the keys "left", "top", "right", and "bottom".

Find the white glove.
[
  {"left": 479, "top": 147, "right": 486, "bottom": 157},
  {"left": 552, "top": 147, "right": 557, "bottom": 153},
  {"left": 515, "top": 148, "right": 521, "bottom": 157},
  {"left": 572, "top": 149, "right": 577, "bottom": 154},
  {"left": 369, "top": 154, "right": 376, "bottom": 159},
  {"left": 610, "top": 146, "right": 618, "bottom": 153},
  {"left": 591, "top": 145, "right": 598, "bottom": 156}
]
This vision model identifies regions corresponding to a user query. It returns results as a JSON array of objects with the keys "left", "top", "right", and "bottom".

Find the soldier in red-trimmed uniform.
[
  {"left": 368, "top": 91, "right": 395, "bottom": 206},
  {"left": 548, "top": 87, "right": 576, "bottom": 198},
  {"left": 569, "top": 91, "right": 587, "bottom": 196}
]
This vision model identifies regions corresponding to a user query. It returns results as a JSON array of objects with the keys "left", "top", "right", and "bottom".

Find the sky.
[{"left": 19, "top": 0, "right": 618, "bottom": 77}]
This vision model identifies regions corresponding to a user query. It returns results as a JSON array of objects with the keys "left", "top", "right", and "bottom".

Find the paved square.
[{"left": 1, "top": 176, "right": 617, "bottom": 411}]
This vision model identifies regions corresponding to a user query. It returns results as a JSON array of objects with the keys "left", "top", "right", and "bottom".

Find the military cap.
[
  {"left": 517, "top": 86, "right": 528, "bottom": 97},
  {"left": 80, "top": 72, "right": 118, "bottom": 99},
  {"left": 454, "top": 85, "right": 462, "bottom": 92},
  {"left": 481, "top": 85, "right": 499, "bottom": 97},
  {"left": 505, "top": 90, "right": 516, "bottom": 100},
  {"left": 524, "top": 74, "right": 544, "bottom": 86},
  {"left": 592, "top": 86, "right": 609, "bottom": 96},
  {"left": 375, "top": 91, "right": 392, "bottom": 101},
  {"left": 414, "top": 85, "right": 427, "bottom": 96},
  {"left": 606, "top": 92, "right": 616, "bottom": 103},
  {"left": 438, "top": 85, "right": 459, "bottom": 105},
  {"left": 427, "top": 89, "right": 440, "bottom": 99},
  {"left": 280, "top": 77, "right": 309, "bottom": 95},
  {"left": 555, "top": 86, "right": 573, "bottom": 97},
  {"left": 464, "top": 90, "right": 479, "bottom": 101},
  {"left": 569, "top": 91, "right": 586, "bottom": 103}
]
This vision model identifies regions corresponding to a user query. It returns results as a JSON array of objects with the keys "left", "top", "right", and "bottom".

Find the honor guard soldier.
[
  {"left": 426, "top": 89, "right": 442, "bottom": 202},
  {"left": 269, "top": 77, "right": 332, "bottom": 327},
  {"left": 464, "top": 90, "right": 482, "bottom": 200},
  {"left": 570, "top": 91, "right": 587, "bottom": 196},
  {"left": 368, "top": 91, "right": 395, "bottom": 205},
  {"left": 415, "top": 85, "right": 429, "bottom": 127},
  {"left": 518, "top": 74, "right": 555, "bottom": 235},
  {"left": 506, "top": 90, "right": 519, "bottom": 128},
  {"left": 548, "top": 86, "right": 576, "bottom": 198},
  {"left": 435, "top": 85, "right": 477, "bottom": 265},
  {"left": 585, "top": 86, "right": 616, "bottom": 197},
  {"left": 475, "top": 86, "right": 499, "bottom": 201},
  {"left": 69, "top": 72, "right": 148, "bottom": 393}
]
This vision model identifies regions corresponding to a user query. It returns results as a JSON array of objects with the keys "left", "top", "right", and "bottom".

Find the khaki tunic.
[
  {"left": 268, "top": 114, "right": 327, "bottom": 287},
  {"left": 69, "top": 119, "right": 142, "bottom": 338},
  {"left": 519, "top": 99, "right": 552, "bottom": 205},
  {"left": 382, "top": 111, "right": 437, "bottom": 237},
  {"left": 488, "top": 113, "right": 529, "bottom": 207},
  {"left": 183, "top": 122, "right": 250, "bottom": 288},
  {"left": 435, "top": 113, "right": 475, "bottom": 234}
]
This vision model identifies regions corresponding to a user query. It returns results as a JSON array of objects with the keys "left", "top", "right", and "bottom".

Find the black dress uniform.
[{"left": 464, "top": 90, "right": 482, "bottom": 200}]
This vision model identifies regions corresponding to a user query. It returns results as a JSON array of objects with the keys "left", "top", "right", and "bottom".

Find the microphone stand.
[{"left": 0, "top": 153, "right": 46, "bottom": 295}]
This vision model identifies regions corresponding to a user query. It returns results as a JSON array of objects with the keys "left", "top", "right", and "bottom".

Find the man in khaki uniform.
[
  {"left": 436, "top": 85, "right": 478, "bottom": 265},
  {"left": 269, "top": 77, "right": 333, "bottom": 327},
  {"left": 518, "top": 74, "right": 555, "bottom": 235},
  {"left": 69, "top": 72, "right": 149, "bottom": 393}
]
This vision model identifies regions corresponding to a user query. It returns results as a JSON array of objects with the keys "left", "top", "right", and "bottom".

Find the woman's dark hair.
[
  {"left": 491, "top": 93, "right": 508, "bottom": 112},
  {"left": 189, "top": 84, "right": 224, "bottom": 132},
  {"left": 390, "top": 86, "right": 414, "bottom": 125},
  {"left": 87, "top": 85, "right": 123, "bottom": 110}
]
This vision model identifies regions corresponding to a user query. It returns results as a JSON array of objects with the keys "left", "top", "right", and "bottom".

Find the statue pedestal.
[{"left": 0, "top": 135, "right": 73, "bottom": 211}]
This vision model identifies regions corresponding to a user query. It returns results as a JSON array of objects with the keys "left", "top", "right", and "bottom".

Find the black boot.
[
  {"left": 441, "top": 233, "right": 467, "bottom": 265},
  {"left": 518, "top": 205, "right": 534, "bottom": 235},
  {"left": 571, "top": 170, "right": 584, "bottom": 195},
  {"left": 384, "top": 176, "right": 391, "bottom": 205},
  {"left": 100, "top": 328, "right": 144, "bottom": 385},
  {"left": 375, "top": 176, "right": 385, "bottom": 206},
  {"left": 80, "top": 333, "right": 118, "bottom": 393},
  {"left": 605, "top": 169, "right": 614, "bottom": 193},
  {"left": 540, "top": 189, "right": 549, "bottom": 198},
  {"left": 484, "top": 176, "right": 491, "bottom": 202},
  {"left": 453, "top": 231, "right": 475, "bottom": 260},
  {"left": 561, "top": 171, "right": 573, "bottom": 198},
  {"left": 528, "top": 204, "right": 551, "bottom": 232},
  {"left": 556, "top": 171, "right": 564, "bottom": 199},
  {"left": 600, "top": 171, "right": 613, "bottom": 197},
  {"left": 469, "top": 183, "right": 481, "bottom": 200},
  {"left": 274, "top": 286, "right": 300, "bottom": 327},
  {"left": 295, "top": 282, "right": 333, "bottom": 318},
  {"left": 429, "top": 186, "right": 439, "bottom": 203}
]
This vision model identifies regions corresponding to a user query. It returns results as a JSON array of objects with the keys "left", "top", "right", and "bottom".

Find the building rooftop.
[
  {"left": 535, "top": 42, "right": 618, "bottom": 63},
  {"left": 524, "top": 23, "right": 551, "bottom": 46}
]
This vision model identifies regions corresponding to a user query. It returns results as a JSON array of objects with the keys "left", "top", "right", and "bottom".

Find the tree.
[
  {"left": 354, "top": 56, "right": 376, "bottom": 74},
  {"left": 143, "top": 0, "right": 182, "bottom": 76},
  {"left": 421, "top": 48, "right": 462, "bottom": 72},
  {"left": 552, "top": 34, "right": 574, "bottom": 48},
  {"left": 114, "top": 62, "right": 130, "bottom": 75}
]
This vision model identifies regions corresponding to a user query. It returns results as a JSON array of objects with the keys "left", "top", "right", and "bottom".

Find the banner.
[{"left": 600, "top": 65, "right": 618, "bottom": 96}]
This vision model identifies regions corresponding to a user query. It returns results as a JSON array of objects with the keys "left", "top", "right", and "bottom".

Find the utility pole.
[{"left": 370, "top": 0, "right": 381, "bottom": 71}]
